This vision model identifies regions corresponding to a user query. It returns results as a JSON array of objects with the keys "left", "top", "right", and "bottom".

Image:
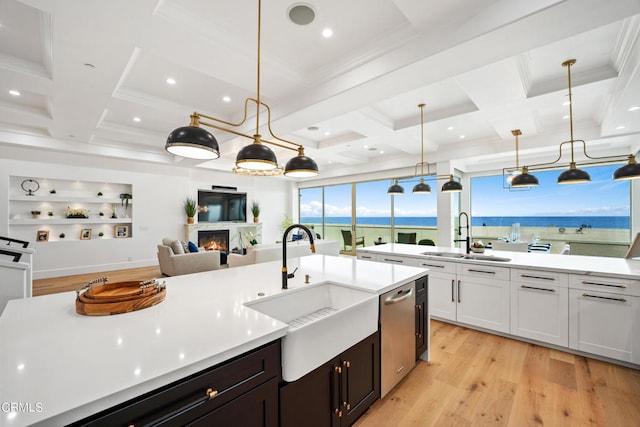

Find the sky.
[{"left": 299, "top": 164, "right": 630, "bottom": 218}]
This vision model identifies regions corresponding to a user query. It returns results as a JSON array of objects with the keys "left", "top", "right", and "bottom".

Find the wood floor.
[
  {"left": 33, "top": 270, "right": 640, "bottom": 426},
  {"left": 32, "top": 265, "right": 162, "bottom": 296},
  {"left": 355, "top": 320, "right": 640, "bottom": 427}
]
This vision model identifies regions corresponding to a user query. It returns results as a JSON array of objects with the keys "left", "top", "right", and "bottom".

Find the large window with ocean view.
[
  {"left": 300, "top": 178, "right": 439, "bottom": 252},
  {"left": 470, "top": 164, "right": 631, "bottom": 257}
]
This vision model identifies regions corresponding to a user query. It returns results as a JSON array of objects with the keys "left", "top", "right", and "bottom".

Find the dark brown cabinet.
[
  {"left": 415, "top": 275, "right": 428, "bottom": 359},
  {"left": 71, "top": 340, "right": 281, "bottom": 427},
  {"left": 280, "top": 332, "right": 380, "bottom": 427}
]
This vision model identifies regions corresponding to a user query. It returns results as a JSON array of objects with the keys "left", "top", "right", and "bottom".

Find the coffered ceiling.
[{"left": 2, "top": 0, "right": 640, "bottom": 180}]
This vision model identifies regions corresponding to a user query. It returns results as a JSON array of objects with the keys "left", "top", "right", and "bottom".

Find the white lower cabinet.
[
  {"left": 511, "top": 269, "right": 569, "bottom": 346},
  {"left": 569, "top": 274, "right": 640, "bottom": 364},
  {"left": 421, "top": 259, "right": 510, "bottom": 333},
  {"left": 456, "top": 264, "right": 511, "bottom": 333},
  {"left": 418, "top": 259, "right": 457, "bottom": 321}
]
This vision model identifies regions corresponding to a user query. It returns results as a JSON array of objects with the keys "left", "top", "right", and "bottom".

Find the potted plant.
[
  {"left": 59, "top": 233, "right": 65, "bottom": 239},
  {"left": 184, "top": 197, "right": 197, "bottom": 224},
  {"left": 31, "top": 210, "right": 41, "bottom": 218},
  {"left": 47, "top": 211, "right": 54, "bottom": 217},
  {"left": 97, "top": 191, "right": 103, "bottom": 197},
  {"left": 251, "top": 201, "right": 260, "bottom": 223},
  {"left": 98, "top": 232, "right": 104, "bottom": 238}
]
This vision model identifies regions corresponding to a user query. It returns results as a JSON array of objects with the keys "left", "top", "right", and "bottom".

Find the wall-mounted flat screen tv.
[{"left": 197, "top": 190, "right": 247, "bottom": 222}]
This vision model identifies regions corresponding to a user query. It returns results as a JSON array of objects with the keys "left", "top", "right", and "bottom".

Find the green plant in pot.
[
  {"left": 184, "top": 197, "right": 197, "bottom": 224},
  {"left": 251, "top": 201, "right": 260, "bottom": 223}
]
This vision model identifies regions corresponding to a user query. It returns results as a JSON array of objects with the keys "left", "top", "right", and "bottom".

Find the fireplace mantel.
[{"left": 184, "top": 222, "right": 262, "bottom": 251}]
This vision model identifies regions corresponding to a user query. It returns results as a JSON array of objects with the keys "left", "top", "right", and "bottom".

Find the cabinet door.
[
  {"left": 457, "top": 276, "right": 510, "bottom": 333},
  {"left": 569, "top": 289, "right": 640, "bottom": 363},
  {"left": 188, "top": 377, "right": 278, "bottom": 426},
  {"left": 341, "top": 332, "right": 380, "bottom": 426},
  {"left": 427, "top": 272, "right": 457, "bottom": 321},
  {"left": 279, "top": 358, "right": 336, "bottom": 427},
  {"left": 511, "top": 282, "right": 568, "bottom": 346}
]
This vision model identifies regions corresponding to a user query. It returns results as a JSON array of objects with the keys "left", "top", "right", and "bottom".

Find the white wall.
[{"left": 0, "top": 147, "right": 292, "bottom": 279}]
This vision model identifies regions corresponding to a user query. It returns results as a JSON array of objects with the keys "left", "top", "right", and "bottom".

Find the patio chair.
[
  {"left": 397, "top": 232, "right": 417, "bottom": 244},
  {"left": 341, "top": 230, "right": 365, "bottom": 250}
]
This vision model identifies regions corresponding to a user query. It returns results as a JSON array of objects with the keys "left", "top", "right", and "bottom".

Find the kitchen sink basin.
[
  {"left": 245, "top": 281, "right": 378, "bottom": 381},
  {"left": 421, "top": 252, "right": 511, "bottom": 262}
]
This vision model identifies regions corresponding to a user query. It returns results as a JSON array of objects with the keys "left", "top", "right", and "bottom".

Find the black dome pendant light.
[
  {"left": 509, "top": 129, "right": 539, "bottom": 187},
  {"left": 556, "top": 59, "right": 590, "bottom": 184},
  {"left": 412, "top": 104, "right": 432, "bottom": 194},
  {"left": 165, "top": 0, "right": 318, "bottom": 177}
]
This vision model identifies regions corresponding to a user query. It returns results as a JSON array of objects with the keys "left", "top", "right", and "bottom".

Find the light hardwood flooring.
[
  {"left": 355, "top": 320, "right": 640, "bottom": 427},
  {"left": 34, "top": 269, "right": 640, "bottom": 426},
  {"left": 32, "top": 265, "right": 162, "bottom": 296}
]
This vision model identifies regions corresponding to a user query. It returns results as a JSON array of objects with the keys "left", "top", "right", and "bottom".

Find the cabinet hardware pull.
[
  {"left": 467, "top": 268, "right": 496, "bottom": 274},
  {"left": 343, "top": 360, "right": 351, "bottom": 368},
  {"left": 343, "top": 401, "right": 351, "bottom": 410},
  {"left": 206, "top": 388, "right": 218, "bottom": 399},
  {"left": 383, "top": 258, "right": 403, "bottom": 263},
  {"left": 361, "top": 255, "right": 372, "bottom": 259},
  {"left": 335, "top": 366, "right": 342, "bottom": 374},
  {"left": 422, "top": 263, "right": 445, "bottom": 268},
  {"left": 582, "top": 293, "right": 627, "bottom": 303},
  {"left": 581, "top": 280, "right": 627, "bottom": 289},
  {"left": 520, "top": 285, "right": 556, "bottom": 293},
  {"left": 335, "top": 408, "right": 343, "bottom": 417},
  {"left": 451, "top": 279, "right": 455, "bottom": 302},
  {"left": 520, "top": 274, "right": 555, "bottom": 281},
  {"left": 457, "top": 280, "right": 461, "bottom": 303}
]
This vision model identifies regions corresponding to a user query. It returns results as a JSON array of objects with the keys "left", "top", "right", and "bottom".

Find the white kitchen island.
[{"left": 0, "top": 254, "right": 427, "bottom": 427}]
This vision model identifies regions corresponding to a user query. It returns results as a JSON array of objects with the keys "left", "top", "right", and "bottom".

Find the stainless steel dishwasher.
[{"left": 380, "top": 281, "right": 416, "bottom": 398}]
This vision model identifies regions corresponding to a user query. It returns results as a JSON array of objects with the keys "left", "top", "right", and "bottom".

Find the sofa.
[
  {"left": 227, "top": 239, "right": 340, "bottom": 268},
  {"left": 157, "top": 238, "right": 221, "bottom": 276}
]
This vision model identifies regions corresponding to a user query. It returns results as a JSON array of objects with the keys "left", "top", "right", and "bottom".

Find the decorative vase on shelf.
[
  {"left": 251, "top": 201, "right": 260, "bottom": 224},
  {"left": 184, "top": 197, "right": 197, "bottom": 225},
  {"left": 187, "top": 216, "right": 194, "bottom": 224}
]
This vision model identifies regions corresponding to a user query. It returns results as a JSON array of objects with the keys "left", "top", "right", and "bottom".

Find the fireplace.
[{"left": 198, "top": 230, "right": 229, "bottom": 264}]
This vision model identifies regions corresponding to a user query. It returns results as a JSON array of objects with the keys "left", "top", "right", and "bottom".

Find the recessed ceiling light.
[
  {"left": 562, "top": 115, "right": 570, "bottom": 120},
  {"left": 459, "top": 135, "right": 465, "bottom": 139},
  {"left": 616, "top": 125, "right": 625, "bottom": 130},
  {"left": 166, "top": 78, "right": 176, "bottom": 85},
  {"left": 379, "top": 150, "right": 384, "bottom": 154},
  {"left": 447, "top": 126, "right": 454, "bottom": 131},
  {"left": 322, "top": 28, "right": 333, "bottom": 38},
  {"left": 324, "top": 131, "right": 331, "bottom": 136},
  {"left": 9, "top": 90, "right": 20, "bottom": 96},
  {"left": 628, "top": 106, "right": 640, "bottom": 112},
  {"left": 133, "top": 117, "right": 141, "bottom": 122},
  {"left": 222, "top": 96, "right": 231, "bottom": 102},
  {"left": 563, "top": 101, "right": 571, "bottom": 106},
  {"left": 363, "top": 145, "right": 369, "bottom": 149}
]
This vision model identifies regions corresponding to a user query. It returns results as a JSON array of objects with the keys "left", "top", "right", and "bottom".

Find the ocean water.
[{"left": 300, "top": 216, "right": 629, "bottom": 229}]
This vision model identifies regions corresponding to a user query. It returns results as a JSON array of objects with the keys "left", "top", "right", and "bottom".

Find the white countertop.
[
  {"left": 358, "top": 243, "right": 640, "bottom": 279},
  {"left": 0, "top": 254, "right": 426, "bottom": 426}
]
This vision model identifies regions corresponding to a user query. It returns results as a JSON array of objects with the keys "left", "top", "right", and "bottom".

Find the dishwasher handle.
[{"left": 384, "top": 288, "right": 414, "bottom": 305}]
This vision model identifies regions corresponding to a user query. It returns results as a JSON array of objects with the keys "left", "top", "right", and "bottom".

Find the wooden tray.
[{"left": 75, "top": 278, "right": 166, "bottom": 316}]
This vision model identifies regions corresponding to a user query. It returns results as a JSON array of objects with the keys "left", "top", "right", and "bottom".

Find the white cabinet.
[
  {"left": 419, "top": 258, "right": 510, "bottom": 334},
  {"left": 569, "top": 274, "right": 640, "bottom": 364},
  {"left": 356, "top": 251, "right": 376, "bottom": 261},
  {"left": 417, "top": 258, "right": 457, "bottom": 321},
  {"left": 375, "top": 254, "right": 418, "bottom": 266},
  {"left": 456, "top": 264, "right": 511, "bottom": 333},
  {"left": 511, "top": 269, "right": 569, "bottom": 346}
]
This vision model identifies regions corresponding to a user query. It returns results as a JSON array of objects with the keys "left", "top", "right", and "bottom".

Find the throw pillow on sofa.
[
  {"left": 169, "top": 240, "right": 185, "bottom": 254},
  {"left": 187, "top": 241, "right": 199, "bottom": 252}
]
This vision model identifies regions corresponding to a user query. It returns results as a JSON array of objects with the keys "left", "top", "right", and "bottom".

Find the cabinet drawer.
[
  {"left": 357, "top": 252, "right": 376, "bottom": 261},
  {"left": 569, "top": 274, "right": 640, "bottom": 297},
  {"left": 416, "top": 259, "right": 457, "bottom": 274},
  {"left": 75, "top": 341, "right": 281, "bottom": 426},
  {"left": 512, "top": 269, "right": 568, "bottom": 287},
  {"left": 458, "top": 263, "right": 510, "bottom": 281},
  {"left": 377, "top": 254, "right": 418, "bottom": 266}
]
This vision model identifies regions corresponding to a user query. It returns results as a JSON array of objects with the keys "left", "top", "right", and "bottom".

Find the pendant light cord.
[
  {"left": 419, "top": 104, "right": 425, "bottom": 175},
  {"left": 564, "top": 59, "right": 576, "bottom": 164},
  {"left": 255, "top": 0, "right": 262, "bottom": 135}
]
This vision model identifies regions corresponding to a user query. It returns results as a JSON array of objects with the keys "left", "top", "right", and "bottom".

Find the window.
[{"left": 470, "top": 164, "right": 631, "bottom": 257}]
